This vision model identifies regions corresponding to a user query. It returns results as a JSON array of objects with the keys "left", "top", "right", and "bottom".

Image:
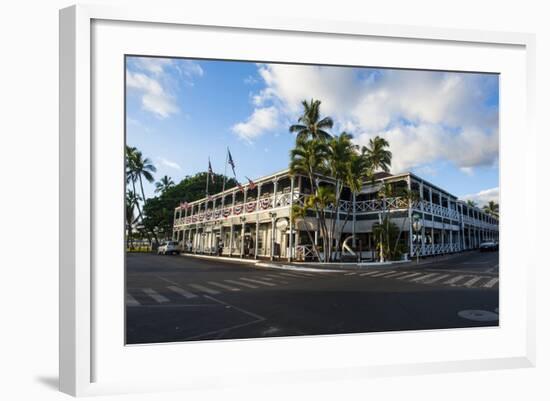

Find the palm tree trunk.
[{"left": 138, "top": 175, "right": 158, "bottom": 248}]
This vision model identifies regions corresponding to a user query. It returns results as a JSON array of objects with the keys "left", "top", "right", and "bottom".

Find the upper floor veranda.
[{"left": 173, "top": 169, "right": 499, "bottom": 231}]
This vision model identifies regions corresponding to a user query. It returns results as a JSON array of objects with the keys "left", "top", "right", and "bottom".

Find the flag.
[
  {"left": 246, "top": 176, "right": 256, "bottom": 190},
  {"left": 236, "top": 182, "right": 244, "bottom": 192},
  {"left": 227, "top": 149, "right": 236, "bottom": 176},
  {"left": 208, "top": 159, "right": 215, "bottom": 184},
  {"left": 180, "top": 201, "right": 188, "bottom": 209}
]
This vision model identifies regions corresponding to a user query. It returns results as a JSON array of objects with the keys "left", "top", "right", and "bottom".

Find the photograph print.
[{"left": 125, "top": 56, "right": 499, "bottom": 345}]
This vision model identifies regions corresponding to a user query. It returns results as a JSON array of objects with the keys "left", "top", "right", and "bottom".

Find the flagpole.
[
  {"left": 222, "top": 147, "right": 228, "bottom": 194},
  {"left": 205, "top": 157, "right": 210, "bottom": 198}
]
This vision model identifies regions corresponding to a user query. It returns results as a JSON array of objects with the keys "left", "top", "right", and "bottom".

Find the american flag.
[
  {"left": 246, "top": 176, "right": 256, "bottom": 190},
  {"left": 208, "top": 159, "right": 215, "bottom": 184},
  {"left": 227, "top": 149, "right": 236, "bottom": 176}
]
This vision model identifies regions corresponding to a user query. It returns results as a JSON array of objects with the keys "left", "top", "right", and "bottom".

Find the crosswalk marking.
[
  {"left": 278, "top": 272, "right": 308, "bottom": 279},
  {"left": 225, "top": 279, "right": 258, "bottom": 289},
  {"left": 359, "top": 270, "right": 383, "bottom": 276},
  {"left": 422, "top": 274, "right": 450, "bottom": 284},
  {"left": 411, "top": 273, "right": 439, "bottom": 282},
  {"left": 167, "top": 286, "right": 198, "bottom": 299},
  {"left": 384, "top": 271, "right": 412, "bottom": 278},
  {"left": 464, "top": 277, "right": 483, "bottom": 287},
  {"left": 444, "top": 275, "right": 466, "bottom": 285},
  {"left": 397, "top": 272, "right": 423, "bottom": 280},
  {"left": 126, "top": 293, "right": 140, "bottom": 307},
  {"left": 208, "top": 281, "right": 240, "bottom": 291},
  {"left": 143, "top": 288, "right": 169, "bottom": 303},
  {"left": 264, "top": 274, "right": 289, "bottom": 283},
  {"left": 240, "top": 277, "right": 277, "bottom": 287},
  {"left": 189, "top": 283, "right": 221, "bottom": 295},
  {"left": 484, "top": 277, "right": 499, "bottom": 288},
  {"left": 370, "top": 270, "right": 396, "bottom": 277}
]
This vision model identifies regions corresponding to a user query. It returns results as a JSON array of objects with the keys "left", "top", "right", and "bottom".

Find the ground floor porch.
[{"left": 173, "top": 217, "right": 498, "bottom": 262}]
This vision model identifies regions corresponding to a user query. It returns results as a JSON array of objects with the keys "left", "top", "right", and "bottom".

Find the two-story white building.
[{"left": 172, "top": 169, "right": 499, "bottom": 262}]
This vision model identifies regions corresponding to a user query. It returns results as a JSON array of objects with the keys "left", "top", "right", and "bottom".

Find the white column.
[
  {"left": 429, "top": 188, "right": 434, "bottom": 255},
  {"left": 288, "top": 176, "right": 295, "bottom": 262},
  {"left": 270, "top": 214, "right": 276, "bottom": 261},
  {"left": 419, "top": 181, "right": 425, "bottom": 255},
  {"left": 255, "top": 183, "right": 262, "bottom": 259},
  {"left": 229, "top": 224, "right": 234, "bottom": 256},
  {"left": 352, "top": 192, "right": 356, "bottom": 248},
  {"left": 407, "top": 176, "right": 414, "bottom": 258}
]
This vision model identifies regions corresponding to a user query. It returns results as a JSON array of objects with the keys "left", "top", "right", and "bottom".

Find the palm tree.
[
  {"left": 126, "top": 146, "right": 157, "bottom": 245},
  {"left": 483, "top": 201, "right": 499, "bottom": 217},
  {"left": 466, "top": 199, "right": 477, "bottom": 208},
  {"left": 155, "top": 175, "right": 175, "bottom": 194},
  {"left": 392, "top": 187, "right": 420, "bottom": 256},
  {"left": 372, "top": 215, "right": 399, "bottom": 262},
  {"left": 326, "top": 132, "right": 356, "bottom": 260},
  {"left": 125, "top": 191, "right": 141, "bottom": 250},
  {"left": 289, "top": 138, "right": 328, "bottom": 192},
  {"left": 306, "top": 185, "right": 336, "bottom": 262},
  {"left": 363, "top": 136, "right": 392, "bottom": 173},
  {"left": 291, "top": 204, "right": 322, "bottom": 261},
  {"left": 289, "top": 99, "right": 334, "bottom": 142},
  {"left": 336, "top": 151, "right": 371, "bottom": 255}
]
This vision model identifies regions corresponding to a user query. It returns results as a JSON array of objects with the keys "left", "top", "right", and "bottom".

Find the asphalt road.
[{"left": 126, "top": 251, "right": 499, "bottom": 344}]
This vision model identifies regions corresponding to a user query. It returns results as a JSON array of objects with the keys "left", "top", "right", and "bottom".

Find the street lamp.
[{"left": 412, "top": 213, "right": 422, "bottom": 264}]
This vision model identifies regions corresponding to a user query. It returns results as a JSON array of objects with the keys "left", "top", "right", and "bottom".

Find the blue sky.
[{"left": 126, "top": 56, "right": 499, "bottom": 205}]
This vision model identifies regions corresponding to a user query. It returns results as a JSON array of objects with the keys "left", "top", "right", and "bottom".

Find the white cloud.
[
  {"left": 460, "top": 187, "right": 499, "bottom": 205},
  {"left": 159, "top": 157, "right": 182, "bottom": 170},
  {"left": 127, "top": 57, "right": 204, "bottom": 119},
  {"left": 126, "top": 71, "right": 178, "bottom": 119},
  {"left": 236, "top": 64, "right": 498, "bottom": 174},
  {"left": 176, "top": 60, "right": 204, "bottom": 78},
  {"left": 133, "top": 57, "right": 172, "bottom": 75},
  {"left": 232, "top": 106, "right": 279, "bottom": 142}
]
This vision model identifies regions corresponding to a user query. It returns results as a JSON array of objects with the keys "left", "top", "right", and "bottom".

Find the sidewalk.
[{"left": 180, "top": 250, "right": 477, "bottom": 273}]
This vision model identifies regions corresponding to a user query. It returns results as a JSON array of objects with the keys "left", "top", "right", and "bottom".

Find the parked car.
[
  {"left": 479, "top": 241, "right": 498, "bottom": 252},
  {"left": 157, "top": 241, "right": 180, "bottom": 255}
]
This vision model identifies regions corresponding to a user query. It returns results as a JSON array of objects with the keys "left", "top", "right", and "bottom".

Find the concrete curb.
[
  {"left": 255, "top": 263, "right": 346, "bottom": 273},
  {"left": 179, "top": 253, "right": 260, "bottom": 265}
]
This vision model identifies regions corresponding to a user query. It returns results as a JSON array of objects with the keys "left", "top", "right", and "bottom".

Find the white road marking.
[
  {"left": 344, "top": 272, "right": 357, "bottom": 276},
  {"left": 278, "top": 272, "right": 308, "bottom": 279},
  {"left": 225, "top": 279, "right": 258, "bottom": 289},
  {"left": 484, "top": 277, "right": 499, "bottom": 288},
  {"left": 411, "top": 273, "right": 439, "bottom": 282},
  {"left": 464, "top": 276, "right": 483, "bottom": 287},
  {"left": 384, "top": 271, "right": 413, "bottom": 278},
  {"left": 126, "top": 293, "right": 140, "bottom": 307},
  {"left": 370, "top": 270, "right": 396, "bottom": 277},
  {"left": 287, "top": 272, "right": 315, "bottom": 277},
  {"left": 240, "top": 277, "right": 277, "bottom": 287},
  {"left": 359, "top": 270, "right": 383, "bottom": 276},
  {"left": 167, "top": 286, "right": 198, "bottom": 299},
  {"left": 444, "top": 275, "right": 467, "bottom": 285},
  {"left": 188, "top": 283, "right": 221, "bottom": 295},
  {"left": 264, "top": 274, "right": 289, "bottom": 283},
  {"left": 142, "top": 288, "right": 169, "bottom": 303},
  {"left": 208, "top": 281, "right": 241, "bottom": 291},
  {"left": 422, "top": 274, "right": 451, "bottom": 284},
  {"left": 397, "top": 272, "right": 423, "bottom": 280}
]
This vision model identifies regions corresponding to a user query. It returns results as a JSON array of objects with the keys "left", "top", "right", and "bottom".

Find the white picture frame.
[{"left": 59, "top": 4, "right": 536, "bottom": 397}]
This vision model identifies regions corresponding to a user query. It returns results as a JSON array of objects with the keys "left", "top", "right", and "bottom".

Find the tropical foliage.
[
  {"left": 289, "top": 99, "right": 392, "bottom": 262},
  {"left": 125, "top": 143, "right": 238, "bottom": 250}
]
